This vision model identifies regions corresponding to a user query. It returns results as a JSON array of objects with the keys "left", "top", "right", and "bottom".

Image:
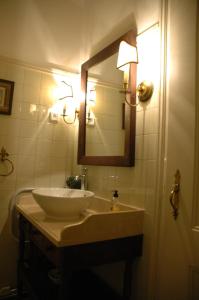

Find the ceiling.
[{"left": 0, "top": 0, "right": 160, "bottom": 73}]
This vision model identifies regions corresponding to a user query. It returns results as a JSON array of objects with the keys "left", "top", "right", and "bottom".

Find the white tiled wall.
[{"left": 0, "top": 60, "right": 76, "bottom": 288}]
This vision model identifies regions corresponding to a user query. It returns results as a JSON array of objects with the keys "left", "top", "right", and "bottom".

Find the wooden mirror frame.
[{"left": 78, "top": 29, "right": 137, "bottom": 166}]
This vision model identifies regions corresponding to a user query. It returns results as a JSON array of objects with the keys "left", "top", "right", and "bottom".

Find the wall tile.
[
  {"left": 37, "top": 105, "right": 49, "bottom": 122},
  {"left": 136, "top": 110, "right": 144, "bottom": 136},
  {"left": 13, "top": 83, "right": 23, "bottom": 101},
  {"left": 4, "top": 64, "right": 24, "bottom": 84},
  {"left": 23, "top": 84, "right": 41, "bottom": 104},
  {"left": 15, "top": 178, "right": 36, "bottom": 190},
  {"left": 135, "top": 135, "right": 144, "bottom": 160},
  {"left": 53, "top": 123, "right": 69, "bottom": 141},
  {"left": 18, "top": 137, "right": 36, "bottom": 156},
  {"left": 0, "top": 155, "right": 17, "bottom": 190},
  {"left": 24, "top": 69, "right": 41, "bottom": 88},
  {"left": 143, "top": 134, "right": 158, "bottom": 160},
  {"left": 16, "top": 155, "right": 35, "bottom": 179},
  {"left": 50, "top": 140, "right": 68, "bottom": 158},
  {"left": 144, "top": 107, "right": 159, "bottom": 134},
  {"left": 50, "top": 157, "right": 67, "bottom": 187},
  {"left": 36, "top": 139, "right": 52, "bottom": 158},
  {"left": 143, "top": 159, "right": 157, "bottom": 215},
  {"left": 0, "top": 188, "right": 15, "bottom": 233},
  {"left": 0, "top": 118, "right": 20, "bottom": 137},
  {"left": 11, "top": 101, "right": 22, "bottom": 119},
  {"left": 40, "top": 86, "right": 55, "bottom": 107},
  {"left": 37, "top": 122, "right": 54, "bottom": 141},
  {"left": 35, "top": 155, "right": 51, "bottom": 188},
  {"left": 41, "top": 73, "right": 57, "bottom": 88},
  {"left": 35, "top": 176, "right": 51, "bottom": 188},
  {"left": 18, "top": 102, "right": 38, "bottom": 121},
  {"left": 0, "top": 61, "right": 7, "bottom": 78},
  {"left": 18, "top": 120, "right": 37, "bottom": 138},
  {"left": 0, "top": 135, "right": 18, "bottom": 155}
]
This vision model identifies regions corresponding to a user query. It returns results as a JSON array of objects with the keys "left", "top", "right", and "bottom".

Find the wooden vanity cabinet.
[{"left": 17, "top": 214, "right": 143, "bottom": 300}]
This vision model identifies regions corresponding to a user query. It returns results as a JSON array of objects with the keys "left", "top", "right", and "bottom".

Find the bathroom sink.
[{"left": 32, "top": 188, "right": 94, "bottom": 220}]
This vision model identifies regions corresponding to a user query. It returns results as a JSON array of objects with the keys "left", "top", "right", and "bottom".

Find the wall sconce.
[
  {"left": 117, "top": 41, "right": 154, "bottom": 107},
  {"left": 59, "top": 81, "right": 79, "bottom": 124}
]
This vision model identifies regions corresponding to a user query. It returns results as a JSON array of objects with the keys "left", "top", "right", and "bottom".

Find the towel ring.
[{"left": 0, "top": 147, "right": 14, "bottom": 177}]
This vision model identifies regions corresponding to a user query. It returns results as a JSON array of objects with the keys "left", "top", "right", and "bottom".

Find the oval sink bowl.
[{"left": 32, "top": 188, "right": 94, "bottom": 220}]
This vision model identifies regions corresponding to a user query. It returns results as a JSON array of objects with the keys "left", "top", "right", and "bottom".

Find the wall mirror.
[{"left": 78, "top": 29, "right": 137, "bottom": 166}]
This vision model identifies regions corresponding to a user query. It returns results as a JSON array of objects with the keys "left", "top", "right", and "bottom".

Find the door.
[{"left": 156, "top": 0, "right": 199, "bottom": 299}]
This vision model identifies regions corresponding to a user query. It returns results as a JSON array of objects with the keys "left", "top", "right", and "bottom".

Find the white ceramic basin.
[{"left": 32, "top": 188, "right": 94, "bottom": 220}]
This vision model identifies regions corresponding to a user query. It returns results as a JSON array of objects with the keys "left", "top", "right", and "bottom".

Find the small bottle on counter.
[{"left": 111, "top": 190, "right": 119, "bottom": 211}]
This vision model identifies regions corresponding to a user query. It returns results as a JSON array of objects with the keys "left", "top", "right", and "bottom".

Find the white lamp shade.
[{"left": 117, "top": 41, "right": 138, "bottom": 71}]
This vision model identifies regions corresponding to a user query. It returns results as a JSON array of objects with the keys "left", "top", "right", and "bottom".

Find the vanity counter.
[{"left": 16, "top": 193, "right": 144, "bottom": 247}]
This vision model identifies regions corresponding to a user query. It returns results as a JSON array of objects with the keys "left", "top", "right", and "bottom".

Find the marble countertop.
[{"left": 16, "top": 193, "right": 144, "bottom": 247}]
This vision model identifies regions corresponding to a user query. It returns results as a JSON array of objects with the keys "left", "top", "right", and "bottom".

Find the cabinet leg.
[
  {"left": 58, "top": 250, "right": 72, "bottom": 300},
  {"left": 17, "top": 264, "right": 23, "bottom": 300},
  {"left": 123, "top": 260, "right": 133, "bottom": 300},
  {"left": 58, "top": 272, "right": 71, "bottom": 300},
  {"left": 17, "top": 216, "right": 25, "bottom": 299}
]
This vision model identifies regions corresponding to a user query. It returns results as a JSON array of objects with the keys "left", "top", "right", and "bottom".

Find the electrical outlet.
[
  {"left": 86, "top": 117, "right": 95, "bottom": 126},
  {"left": 49, "top": 112, "right": 59, "bottom": 123}
]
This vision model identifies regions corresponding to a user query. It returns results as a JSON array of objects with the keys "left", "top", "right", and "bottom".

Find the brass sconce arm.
[{"left": 121, "top": 80, "right": 154, "bottom": 107}]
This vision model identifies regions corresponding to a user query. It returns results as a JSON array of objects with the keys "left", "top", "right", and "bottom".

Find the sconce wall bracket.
[
  {"left": 120, "top": 80, "right": 154, "bottom": 107},
  {"left": 137, "top": 81, "right": 154, "bottom": 102}
]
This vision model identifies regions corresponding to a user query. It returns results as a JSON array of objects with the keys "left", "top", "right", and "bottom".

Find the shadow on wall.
[
  {"left": 89, "top": 13, "right": 137, "bottom": 58},
  {"left": 0, "top": 217, "right": 18, "bottom": 290}
]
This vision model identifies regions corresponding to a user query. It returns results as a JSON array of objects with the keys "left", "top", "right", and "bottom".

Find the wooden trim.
[{"left": 78, "top": 29, "right": 137, "bottom": 166}]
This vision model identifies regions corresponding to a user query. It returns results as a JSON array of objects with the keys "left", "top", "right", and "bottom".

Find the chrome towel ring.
[{"left": 0, "top": 146, "right": 14, "bottom": 176}]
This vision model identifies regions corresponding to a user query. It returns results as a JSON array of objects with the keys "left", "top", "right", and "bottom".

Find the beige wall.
[{"left": 0, "top": 0, "right": 160, "bottom": 73}]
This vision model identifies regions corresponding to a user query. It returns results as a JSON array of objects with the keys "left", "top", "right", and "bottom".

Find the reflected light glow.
[{"left": 137, "top": 24, "right": 160, "bottom": 90}]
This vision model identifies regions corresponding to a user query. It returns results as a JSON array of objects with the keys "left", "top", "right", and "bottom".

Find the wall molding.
[
  {"left": 192, "top": 0, "right": 199, "bottom": 230},
  {"left": 153, "top": 0, "right": 169, "bottom": 299},
  {"left": 0, "top": 54, "right": 78, "bottom": 77}
]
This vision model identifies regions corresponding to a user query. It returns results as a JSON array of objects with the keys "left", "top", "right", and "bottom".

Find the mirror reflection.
[{"left": 86, "top": 53, "right": 126, "bottom": 156}]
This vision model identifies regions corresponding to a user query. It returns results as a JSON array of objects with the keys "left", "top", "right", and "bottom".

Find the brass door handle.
[{"left": 169, "top": 170, "right": 181, "bottom": 220}]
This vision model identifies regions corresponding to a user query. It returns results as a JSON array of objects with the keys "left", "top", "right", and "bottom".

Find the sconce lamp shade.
[
  {"left": 58, "top": 81, "right": 73, "bottom": 100},
  {"left": 117, "top": 41, "right": 138, "bottom": 71}
]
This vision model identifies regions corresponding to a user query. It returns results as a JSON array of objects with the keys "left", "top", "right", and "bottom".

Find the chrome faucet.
[{"left": 81, "top": 167, "right": 88, "bottom": 190}]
